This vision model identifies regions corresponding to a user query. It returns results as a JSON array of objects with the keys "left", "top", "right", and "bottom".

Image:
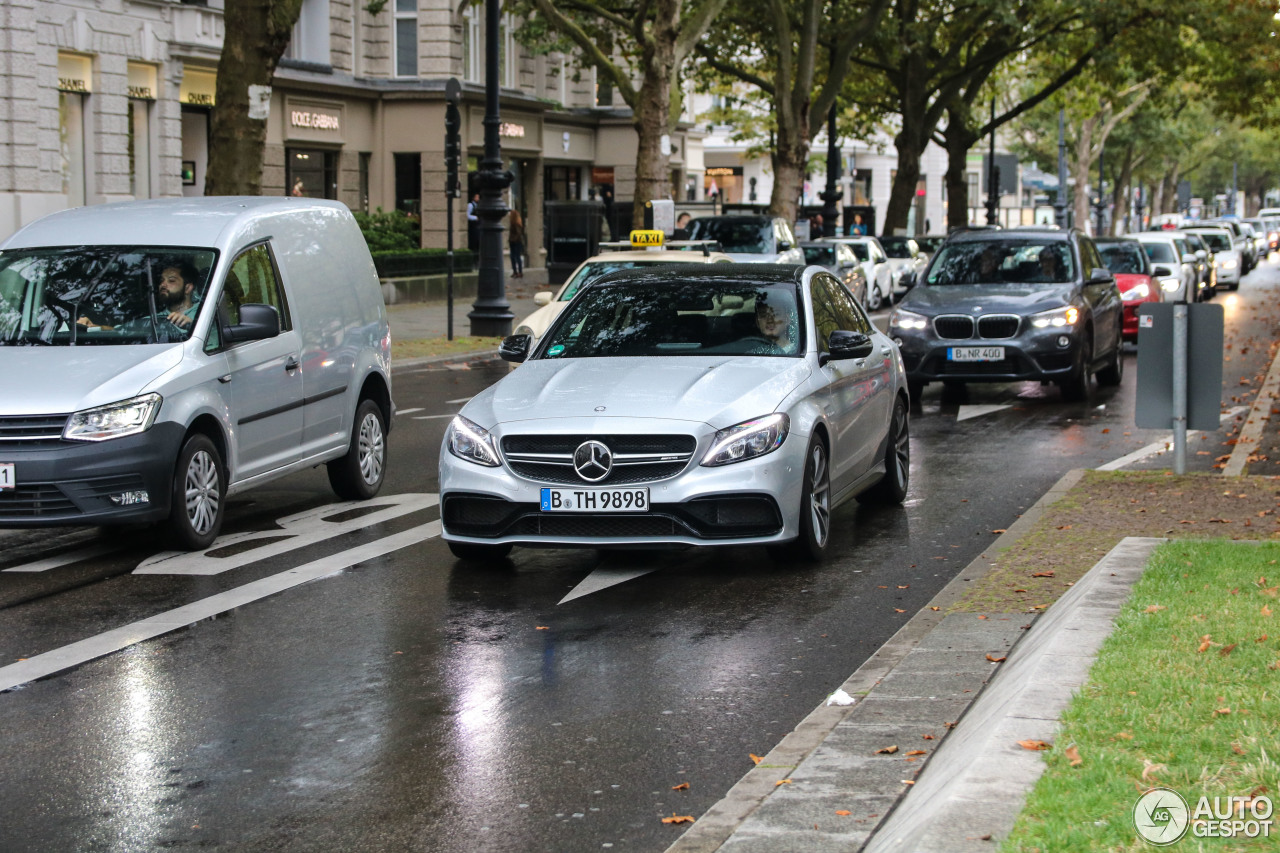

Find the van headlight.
[
  {"left": 446, "top": 415, "right": 500, "bottom": 467},
  {"left": 1030, "top": 306, "right": 1080, "bottom": 328},
  {"left": 63, "top": 393, "right": 162, "bottom": 441},
  {"left": 701, "top": 414, "right": 789, "bottom": 467},
  {"left": 889, "top": 309, "right": 929, "bottom": 331}
]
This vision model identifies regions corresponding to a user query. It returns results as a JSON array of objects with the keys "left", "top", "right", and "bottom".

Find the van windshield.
[{"left": 0, "top": 247, "right": 216, "bottom": 346}]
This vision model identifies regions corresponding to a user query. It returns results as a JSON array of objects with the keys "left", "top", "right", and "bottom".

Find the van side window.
[{"left": 224, "top": 243, "right": 291, "bottom": 333}]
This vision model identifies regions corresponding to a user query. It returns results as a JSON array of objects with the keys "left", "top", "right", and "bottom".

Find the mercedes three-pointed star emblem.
[{"left": 573, "top": 440, "right": 613, "bottom": 482}]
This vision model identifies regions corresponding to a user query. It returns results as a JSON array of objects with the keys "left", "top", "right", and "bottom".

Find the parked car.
[
  {"left": 1134, "top": 232, "right": 1196, "bottom": 303},
  {"left": 685, "top": 216, "right": 805, "bottom": 264},
  {"left": 514, "top": 242, "right": 733, "bottom": 347},
  {"left": 800, "top": 241, "right": 869, "bottom": 305},
  {"left": 0, "top": 197, "right": 393, "bottom": 548},
  {"left": 1242, "top": 218, "right": 1274, "bottom": 258},
  {"left": 914, "top": 235, "right": 948, "bottom": 261},
  {"left": 440, "top": 264, "right": 910, "bottom": 562},
  {"left": 1184, "top": 226, "right": 1241, "bottom": 290},
  {"left": 1095, "top": 237, "right": 1163, "bottom": 342},
  {"left": 1168, "top": 230, "right": 1216, "bottom": 299},
  {"left": 879, "top": 235, "right": 928, "bottom": 294},
  {"left": 819, "top": 236, "right": 896, "bottom": 310},
  {"left": 888, "top": 227, "right": 1124, "bottom": 402},
  {"left": 1203, "top": 219, "right": 1254, "bottom": 274}
]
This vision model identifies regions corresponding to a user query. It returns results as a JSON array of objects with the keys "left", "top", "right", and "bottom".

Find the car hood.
[
  {"left": 465, "top": 356, "right": 812, "bottom": 430},
  {"left": 0, "top": 344, "right": 184, "bottom": 415},
  {"left": 900, "top": 283, "right": 1077, "bottom": 315}
]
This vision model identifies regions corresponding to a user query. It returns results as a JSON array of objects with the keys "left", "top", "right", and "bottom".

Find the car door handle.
[
  {"left": 880, "top": 346, "right": 892, "bottom": 355},
  {"left": 218, "top": 374, "right": 231, "bottom": 384},
  {"left": 285, "top": 357, "right": 300, "bottom": 372}
]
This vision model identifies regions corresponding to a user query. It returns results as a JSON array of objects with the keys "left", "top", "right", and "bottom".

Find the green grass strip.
[{"left": 1002, "top": 539, "right": 1280, "bottom": 851}]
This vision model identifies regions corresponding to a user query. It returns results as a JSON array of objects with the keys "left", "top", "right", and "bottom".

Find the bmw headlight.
[
  {"left": 889, "top": 309, "right": 929, "bottom": 331},
  {"left": 446, "top": 415, "right": 500, "bottom": 467},
  {"left": 1030, "top": 305, "right": 1080, "bottom": 328},
  {"left": 63, "top": 393, "right": 162, "bottom": 441},
  {"left": 1121, "top": 283, "right": 1150, "bottom": 301},
  {"left": 701, "top": 413, "right": 789, "bottom": 467}
]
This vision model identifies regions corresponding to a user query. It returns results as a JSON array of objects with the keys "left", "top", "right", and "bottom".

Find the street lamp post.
[
  {"left": 985, "top": 99, "right": 998, "bottom": 225},
  {"left": 1054, "top": 109, "right": 1068, "bottom": 229},
  {"left": 819, "top": 103, "right": 842, "bottom": 237},
  {"left": 469, "top": 0, "right": 514, "bottom": 337}
]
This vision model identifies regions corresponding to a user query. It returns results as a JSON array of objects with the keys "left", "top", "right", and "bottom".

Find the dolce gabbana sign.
[
  {"left": 285, "top": 98, "right": 345, "bottom": 143},
  {"left": 291, "top": 110, "right": 340, "bottom": 131}
]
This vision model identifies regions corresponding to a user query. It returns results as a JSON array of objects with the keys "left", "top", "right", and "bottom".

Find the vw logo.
[{"left": 573, "top": 440, "right": 613, "bottom": 482}]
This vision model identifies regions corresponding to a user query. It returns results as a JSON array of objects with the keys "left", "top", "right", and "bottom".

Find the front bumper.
[
  {"left": 439, "top": 423, "right": 806, "bottom": 548},
  {"left": 0, "top": 423, "right": 185, "bottom": 527},
  {"left": 894, "top": 321, "right": 1082, "bottom": 383}
]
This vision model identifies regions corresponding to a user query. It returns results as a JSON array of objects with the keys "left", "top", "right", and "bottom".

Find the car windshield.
[
  {"left": 1141, "top": 242, "right": 1177, "bottom": 263},
  {"left": 686, "top": 219, "right": 772, "bottom": 254},
  {"left": 880, "top": 239, "right": 914, "bottom": 259},
  {"left": 1184, "top": 234, "right": 1208, "bottom": 252},
  {"left": 925, "top": 239, "right": 1076, "bottom": 285},
  {"left": 560, "top": 260, "right": 658, "bottom": 301},
  {"left": 1190, "top": 231, "right": 1231, "bottom": 252},
  {"left": 539, "top": 280, "right": 803, "bottom": 359},
  {"left": 802, "top": 245, "right": 836, "bottom": 265},
  {"left": 842, "top": 242, "right": 870, "bottom": 261},
  {"left": 0, "top": 246, "right": 216, "bottom": 346},
  {"left": 1098, "top": 243, "right": 1147, "bottom": 274}
]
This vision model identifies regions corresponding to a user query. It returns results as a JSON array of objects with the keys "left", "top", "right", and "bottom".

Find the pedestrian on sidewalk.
[{"left": 508, "top": 209, "right": 526, "bottom": 278}]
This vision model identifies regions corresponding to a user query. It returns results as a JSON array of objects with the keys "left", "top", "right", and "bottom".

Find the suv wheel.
[
  {"left": 1097, "top": 329, "right": 1124, "bottom": 386},
  {"left": 1059, "top": 329, "right": 1093, "bottom": 401}
]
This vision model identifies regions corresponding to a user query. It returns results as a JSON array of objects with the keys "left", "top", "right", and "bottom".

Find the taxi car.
[
  {"left": 439, "top": 264, "right": 910, "bottom": 562},
  {"left": 513, "top": 234, "right": 731, "bottom": 346}
]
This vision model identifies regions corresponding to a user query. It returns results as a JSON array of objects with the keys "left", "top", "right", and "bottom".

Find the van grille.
[{"left": 0, "top": 414, "right": 69, "bottom": 449}]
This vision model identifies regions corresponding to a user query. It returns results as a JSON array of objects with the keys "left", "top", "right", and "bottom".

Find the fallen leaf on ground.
[
  {"left": 749, "top": 754, "right": 763, "bottom": 765},
  {"left": 1257, "top": 635, "right": 1269, "bottom": 642},
  {"left": 1198, "top": 639, "right": 1214, "bottom": 653},
  {"left": 1056, "top": 524, "right": 1073, "bottom": 530},
  {"left": 774, "top": 779, "right": 791, "bottom": 787},
  {"left": 1018, "top": 740, "right": 1052, "bottom": 751},
  {"left": 922, "top": 734, "right": 935, "bottom": 740},
  {"left": 992, "top": 529, "right": 1007, "bottom": 534},
  {"left": 661, "top": 814, "right": 694, "bottom": 824},
  {"left": 894, "top": 608, "right": 906, "bottom": 613},
  {"left": 901, "top": 780, "right": 915, "bottom": 785},
  {"left": 1115, "top": 731, "right": 1134, "bottom": 740},
  {"left": 1220, "top": 643, "right": 1238, "bottom": 657},
  {"left": 1032, "top": 571, "right": 1055, "bottom": 578},
  {"left": 905, "top": 750, "right": 927, "bottom": 756},
  {"left": 1142, "top": 759, "right": 1167, "bottom": 781},
  {"left": 1065, "top": 745, "right": 1083, "bottom": 766},
  {"left": 1233, "top": 743, "right": 1246, "bottom": 755},
  {"left": 1214, "top": 707, "right": 1232, "bottom": 716},
  {"left": 1264, "top": 605, "right": 1273, "bottom": 617},
  {"left": 986, "top": 653, "right": 1007, "bottom": 662},
  {"left": 898, "top": 584, "right": 910, "bottom": 589},
  {"left": 536, "top": 626, "right": 549, "bottom": 630},
  {"left": 835, "top": 810, "right": 851, "bottom": 816},
  {"left": 875, "top": 745, "right": 899, "bottom": 755},
  {"left": 930, "top": 606, "right": 940, "bottom": 611},
  {"left": 977, "top": 615, "right": 988, "bottom": 620},
  {"left": 1144, "top": 605, "right": 1167, "bottom": 613},
  {"left": 671, "top": 782, "right": 689, "bottom": 791}
]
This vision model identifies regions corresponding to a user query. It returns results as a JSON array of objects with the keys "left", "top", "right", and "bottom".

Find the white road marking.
[
  {"left": 3, "top": 543, "right": 121, "bottom": 573},
  {"left": 134, "top": 493, "right": 438, "bottom": 575},
  {"left": 559, "top": 565, "right": 658, "bottom": 604},
  {"left": 1097, "top": 407, "right": 1247, "bottom": 471},
  {"left": 0, "top": 522, "right": 441, "bottom": 693},
  {"left": 396, "top": 407, "right": 425, "bottom": 416},
  {"left": 445, "top": 397, "right": 473, "bottom": 404},
  {"left": 956, "top": 404, "right": 1012, "bottom": 422},
  {"left": 412, "top": 414, "right": 457, "bottom": 420}
]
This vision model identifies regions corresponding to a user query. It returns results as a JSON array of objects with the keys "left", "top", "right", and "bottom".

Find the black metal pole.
[
  {"left": 1054, "top": 109, "right": 1068, "bottom": 229},
  {"left": 985, "top": 98, "right": 998, "bottom": 225},
  {"left": 445, "top": 79, "right": 461, "bottom": 342},
  {"left": 469, "top": 0, "right": 513, "bottom": 337},
  {"left": 819, "top": 103, "right": 842, "bottom": 238}
]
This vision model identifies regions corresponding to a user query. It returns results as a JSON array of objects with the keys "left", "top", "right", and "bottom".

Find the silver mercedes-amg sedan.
[{"left": 438, "top": 264, "right": 910, "bottom": 562}]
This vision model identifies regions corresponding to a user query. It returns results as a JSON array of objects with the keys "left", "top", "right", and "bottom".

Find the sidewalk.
[{"left": 386, "top": 278, "right": 544, "bottom": 344}]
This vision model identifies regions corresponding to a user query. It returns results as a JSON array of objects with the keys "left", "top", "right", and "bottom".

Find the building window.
[
  {"left": 285, "top": 0, "right": 332, "bottom": 64},
  {"left": 394, "top": 0, "right": 418, "bottom": 78},
  {"left": 394, "top": 152, "right": 421, "bottom": 216},
  {"left": 286, "top": 148, "right": 338, "bottom": 199},
  {"left": 967, "top": 172, "right": 980, "bottom": 207},
  {"left": 544, "top": 165, "right": 580, "bottom": 201},
  {"left": 462, "top": 5, "right": 481, "bottom": 82}
]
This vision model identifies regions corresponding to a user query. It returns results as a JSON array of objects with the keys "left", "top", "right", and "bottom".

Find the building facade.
[{"left": 0, "top": 0, "right": 709, "bottom": 257}]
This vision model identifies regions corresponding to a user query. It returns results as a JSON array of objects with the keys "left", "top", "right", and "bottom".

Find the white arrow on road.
[
  {"left": 559, "top": 564, "right": 658, "bottom": 604},
  {"left": 956, "top": 404, "right": 1012, "bottom": 421}
]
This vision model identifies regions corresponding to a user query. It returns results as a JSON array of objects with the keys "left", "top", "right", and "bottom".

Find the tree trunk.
[
  {"left": 1112, "top": 147, "right": 1133, "bottom": 236},
  {"left": 1160, "top": 164, "right": 1180, "bottom": 214},
  {"left": 630, "top": 65, "right": 673, "bottom": 228},
  {"left": 884, "top": 124, "right": 927, "bottom": 238},
  {"left": 206, "top": 0, "right": 303, "bottom": 195},
  {"left": 769, "top": 127, "right": 810, "bottom": 224},
  {"left": 942, "top": 110, "right": 979, "bottom": 232},
  {"left": 1073, "top": 117, "right": 1096, "bottom": 233}
]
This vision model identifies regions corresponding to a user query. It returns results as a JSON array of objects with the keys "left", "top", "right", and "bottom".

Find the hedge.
[{"left": 370, "top": 249, "right": 476, "bottom": 278}]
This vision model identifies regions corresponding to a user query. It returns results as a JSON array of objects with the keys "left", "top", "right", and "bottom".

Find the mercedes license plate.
[
  {"left": 948, "top": 346, "right": 1005, "bottom": 362},
  {"left": 540, "top": 487, "right": 649, "bottom": 512},
  {"left": 0, "top": 463, "right": 13, "bottom": 490}
]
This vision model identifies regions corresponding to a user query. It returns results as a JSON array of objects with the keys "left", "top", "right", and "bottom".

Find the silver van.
[{"left": 0, "top": 197, "right": 393, "bottom": 548}]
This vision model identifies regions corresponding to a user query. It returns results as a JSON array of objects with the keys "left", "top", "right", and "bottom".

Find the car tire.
[
  {"left": 774, "top": 436, "right": 831, "bottom": 562},
  {"left": 867, "top": 283, "right": 884, "bottom": 311},
  {"left": 858, "top": 396, "right": 909, "bottom": 505},
  {"left": 448, "top": 541, "right": 514, "bottom": 562},
  {"left": 168, "top": 433, "right": 225, "bottom": 551},
  {"left": 1059, "top": 329, "right": 1093, "bottom": 401},
  {"left": 1096, "top": 328, "right": 1124, "bottom": 387},
  {"left": 328, "top": 398, "right": 387, "bottom": 501}
]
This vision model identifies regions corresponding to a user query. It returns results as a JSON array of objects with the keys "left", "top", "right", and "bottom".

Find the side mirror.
[
  {"left": 777, "top": 241, "right": 793, "bottom": 252},
  {"left": 1152, "top": 265, "right": 1173, "bottom": 278},
  {"left": 899, "top": 270, "right": 917, "bottom": 287},
  {"left": 223, "top": 303, "right": 279, "bottom": 343},
  {"left": 533, "top": 291, "right": 553, "bottom": 307},
  {"left": 499, "top": 333, "right": 531, "bottom": 364},
  {"left": 1088, "top": 268, "right": 1114, "bottom": 285},
  {"left": 1195, "top": 249, "right": 1207, "bottom": 260},
  {"left": 1181, "top": 253, "right": 1197, "bottom": 265},
  {"left": 821, "top": 330, "right": 874, "bottom": 365}
]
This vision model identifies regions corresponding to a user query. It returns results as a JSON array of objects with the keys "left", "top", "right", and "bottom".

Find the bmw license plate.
[
  {"left": 948, "top": 346, "right": 1005, "bottom": 362},
  {"left": 540, "top": 487, "right": 649, "bottom": 512},
  {"left": 0, "top": 463, "right": 12, "bottom": 490}
]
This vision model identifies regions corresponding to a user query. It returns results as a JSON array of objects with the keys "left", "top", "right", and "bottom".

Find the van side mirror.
[
  {"left": 499, "top": 334, "right": 531, "bottom": 363},
  {"left": 1152, "top": 265, "right": 1173, "bottom": 278},
  {"left": 223, "top": 303, "right": 279, "bottom": 343},
  {"left": 820, "top": 330, "right": 874, "bottom": 365}
]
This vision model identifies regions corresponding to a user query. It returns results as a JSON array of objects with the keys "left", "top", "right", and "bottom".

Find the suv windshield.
[
  {"left": 686, "top": 219, "right": 772, "bottom": 254},
  {"left": 802, "top": 245, "right": 836, "bottom": 265},
  {"left": 540, "top": 281, "right": 802, "bottom": 358},
  {"left": 879, "top": 238, "right": 915, "bottom": 259},
  {"left": 1098, "top": 242, "right": 1148, "bottom": 274},
  {"left": 1189, "top": 231, "right": 1232, "bottom": 252},
  {"left": 0, "top": 247, "right": 216, "bottom": 346},
  {"left": 925, "top": 239, "right": 1076, "bottom": 285}
]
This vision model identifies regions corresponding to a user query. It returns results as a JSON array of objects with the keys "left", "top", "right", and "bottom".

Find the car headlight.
[
  {"left": 889, "top": 309, "right": 929, "bottom": 331},
  {"left": 446, "top": 415, "right": 500, "bottom": 467},
  {"left": 1219, "top": 258, "right": 1237, "bottom": 269},
  {"left": 1121, "top": 283, "right": 1150, "bottom": 301},
  {"left": 63, "top": 393, "right": 162, "bottom": 441},
  {"left": 1160, "top": 277, "right": 1182, "bottom": 292},
  {"left": 701, "top": 413, "right": 789, "bottom": 467},
  {"left": 1030, "top": 306, "right": 1080, "bottom": 328}
]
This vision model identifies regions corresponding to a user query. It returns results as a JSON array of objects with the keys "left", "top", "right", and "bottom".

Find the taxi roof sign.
[{"left": 630, "top": 229, "right": 664, "bottom": 247}]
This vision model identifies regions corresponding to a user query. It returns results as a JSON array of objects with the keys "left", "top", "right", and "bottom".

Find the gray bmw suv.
[{"left": 887, "top": 227, "right": 1124, "bottom": 402}]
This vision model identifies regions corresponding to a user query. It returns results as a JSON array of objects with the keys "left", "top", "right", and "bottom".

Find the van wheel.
[
  {"left": 329, "top": 399, "right": 387, "bottom": 500},
  {"left": 448, "top": 541, "right": 514, "bottom": 562},
  {"left": 169, "top": 433, "right": 225, "bottom": 551}
]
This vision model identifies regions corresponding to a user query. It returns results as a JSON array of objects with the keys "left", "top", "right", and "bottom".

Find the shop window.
[
  {"left": 127, "top": 100, "right": 152, "bottom": 199},
  {"left": 394, "top": 0, "right": 418, "bottom": 78},
  {"left": 286, "top": 148, "right": 338, "bottom": 199},
  {"left": 393, "top": 152, "right": 421, "bottom": 216},
  {"left": 59, "top": 92, "right": 87, "bottom": 207},
  {"left": 359, "top": 152, "right": 372, "bottom": 213},
  {"left": 544, "top": 165, "right": 580, "bottom": 202}
]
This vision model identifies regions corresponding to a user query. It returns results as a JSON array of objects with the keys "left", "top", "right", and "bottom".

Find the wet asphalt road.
[{"left": 1, "top": 260, "right": 1277, "bottom": 852}]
